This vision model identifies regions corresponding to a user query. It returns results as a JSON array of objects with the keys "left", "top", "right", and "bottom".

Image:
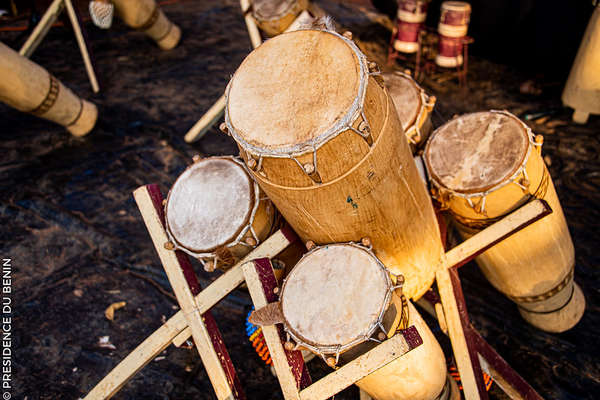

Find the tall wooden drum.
[
  {"left": 165, "top": 156, "right": 276, "bottom": 272},
  {"left": 252, "top": 0, "right": 309, "bottom": 36},
  {"left": 435, "top": 1, "right": 471, "bottom": 68},
  {"left": 224, "top": 29, "right": 445, "bottom": 300},
  {"left": 384, "top": 71, "right": 435, "bottom": 152},
  {"left": 424, "top": 110, "right": 585, "bottom": 333},
  {"left": 278, "top": 243, "right": 452, "bottom": 400}
]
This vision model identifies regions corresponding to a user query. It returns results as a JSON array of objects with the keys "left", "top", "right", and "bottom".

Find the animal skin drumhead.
[
  {"left": 227, "top": 30, "right": 362, "bottom": 151},
  {"left": 425, "top": 111, "right": 529, "bottom": 193},
  {"left": 384, "top": 72, "right": 421, "bottom": 130},
  {"left": 165, "top": 158, "right": 253, "bottom": 252},
  {"left": 253, "top": 0, "right": 297, "bottom": 19},
  {"left": 281, "top": 245, "right": 389, "bottom": 347}
]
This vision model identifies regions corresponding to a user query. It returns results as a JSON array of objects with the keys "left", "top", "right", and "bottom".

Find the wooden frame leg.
[{"left": 19, "top": 0, "right": 64, "bottom": 57}]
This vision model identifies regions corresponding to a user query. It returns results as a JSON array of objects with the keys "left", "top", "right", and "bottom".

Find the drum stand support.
[
  {"left": 83, "top": 182, "right": 549, "bottom": 400},
  {"left": 19, "top": 0, "right": 100, "bottom": 93}
]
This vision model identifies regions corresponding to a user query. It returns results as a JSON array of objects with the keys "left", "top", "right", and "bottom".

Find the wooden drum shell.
[
  {"left": 253, "top": 0, "right": 309, "bottom": 37},
  {"left": 0, "top": 42, "right": 97, "bottom": 136},
  {"left": 241, "top": 79, "right": 444, "bottom": 300}
]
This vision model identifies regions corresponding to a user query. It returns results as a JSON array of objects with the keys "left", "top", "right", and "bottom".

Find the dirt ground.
[{"left": 0, "top": 0, "right": 599, "bottom": 399}]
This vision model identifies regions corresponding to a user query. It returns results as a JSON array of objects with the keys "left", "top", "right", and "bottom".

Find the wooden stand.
[
  {"left": 20, "top": 0, "right": 100, "bottom": 93},
  {"left": 84, "top": 181, "right": 550, "bottom": 400}
]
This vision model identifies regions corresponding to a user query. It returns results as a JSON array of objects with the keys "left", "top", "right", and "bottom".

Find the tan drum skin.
[
  {"left": 0, "top": 42, "right": 97, "bottom": 136},
  {"left": 113, "top": 0, "right": 181, "bottom": 50},
  {"left": 425, "top": 111, "right": 585, "bottom": 333},
  {"left": 252, "top": 0, "right": 309, "bottom": 36},
  {"left": 225, "top": 30, "right": 445, "bottom": 300},
  {"left": 165, "top": 157, "right": 276, "bottom": 272},
  {"left": 384, "top": 71, "right": 435, "bottom": 152}
]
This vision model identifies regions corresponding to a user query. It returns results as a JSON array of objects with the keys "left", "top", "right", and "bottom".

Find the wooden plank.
[
  {"left": 19, "top": 0, "right": 64, "bottom": 57},
  {"left": 444, "top": 199, "right": 551, "bottom": 269},
  {"left": 134, "top": 186, "right": 239, "bottom": 400},
  {"left": 64, "top": 0, "right": 100, "bottom": 92},
  {"left": 299, "top": 329, "right": 419, "bottom": 400},
  {"left": 240, "top": 0, "right": 262, "bottom": 49},
  {"left": 184, "top": 94, "right": 226, "bottom": 143}
]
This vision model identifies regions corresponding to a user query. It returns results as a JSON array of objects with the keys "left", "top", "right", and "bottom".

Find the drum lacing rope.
[
  {"left": 164, "top": 156, "right": 264, "bottom": 268},
  {"left": 426, "top": 110, "right": 543, "bottom": 217}
]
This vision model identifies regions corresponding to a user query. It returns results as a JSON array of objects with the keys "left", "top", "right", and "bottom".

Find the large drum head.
[
  {"left": 384, "top": 72, "right": 421, "bottom": 130},
  {"left": 281, "top": 244, "right": 390, "bottom": 349},
  {"left": 226, "top": 30, "right": 365, "bottom": 153},
  {"left": 165, "top": 158, "right": 254, "bottom": 253},
  {"left": 253, "top": 0, "right": 297, "bottom": 20},
  {"left": 425, "top": 111, "right": 529, "bottom": 193}
]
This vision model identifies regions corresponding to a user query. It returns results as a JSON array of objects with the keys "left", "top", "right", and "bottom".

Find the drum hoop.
[
  {"left": 224, "top": 29, "right": 371, "bottom": 160},
  {"left": 279, "top": 242, "right": 403, "bottom": 361},
  {"left": 441, "top": 1, "right": 472, "bottom": 13},
  {"left": 253, "top": 0, "right": 302, "bottom": 22},
  {"left": 164, "top": 156, "right": 262, "bottom": 267},
  {"left": 390, "top": 71, "right": 431, "bottom": 145},
  {"left": 424, "top": 110, "right": 541, "bottom": 205}
]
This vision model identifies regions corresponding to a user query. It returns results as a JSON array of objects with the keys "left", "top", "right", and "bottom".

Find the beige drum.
[
  {"left": 424, "top": 110, "right": 585, "bottom": 333},
  {"left": 280, "top": 243, "right": 451, "bottom": 400},
  {"left": 384, "top": 71, "right": 435, "bottom": 152},
  {"left": 252, "top": 0, "right": 309, "bottom": 36},
  {"left": 165, "top": 156, "right": 275, "bottom": 271},
  {"left": 224, "top": 29, "right": 444, "bottom": 300}
]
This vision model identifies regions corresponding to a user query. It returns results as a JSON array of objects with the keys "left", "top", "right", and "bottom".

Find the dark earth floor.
[{"left": 1, "top": 0, "right": 599, "bottom": 399}]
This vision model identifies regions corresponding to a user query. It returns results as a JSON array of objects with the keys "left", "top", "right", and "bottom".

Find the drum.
[
  {"left": 252, "top": 0, "right": 309, "bottom": 37},
  {"left": 112, "top": 0, "right": 181, "bottom": 50},
  {"left": 435, "top": 1, "right": 471, "bottom": 68},
  {"left": 164, "top": 156, "right": 276, "bottom": 271},
  {"left": 394, "top": 0, "right": 429, "bottom": 53},
  {"left": 384, "top": 71, "right": 435, "bottom": 151},
  {"left": 0, "top": 42, "right": 97, "bottom": 136},
  {"left": 424, "top": 110, "right": 585, "bottom": 333},
  {"left": 279, "top": 243, "right": 451, "bottom": 400},
  {"left": 224, "top": 29, "right": 445, "bottom": 300}
]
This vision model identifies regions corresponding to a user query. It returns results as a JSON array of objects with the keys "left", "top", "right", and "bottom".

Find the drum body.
[
  {"left": 165, "top": 157, "right": 275, "bottom": 271},
  {"left": 424, "top": 111, "right": 585, "bottom": 333},
  {"left": 225, "top": 30, "right": 444, "bottom": 300},
  {"left": 435, "top": 1, "right": 470, "bottom": 67},
  {"left": 0, "top": 42, "right": 97, "bottom": 136},
  {"left": 252, "top": 0, "right": 309, "bottom": 36},
  {"left": 384, "top": 71, "right": 435, "bottom": 152},
  {"left": 113, "top": 0, "right": 181, "bottom": 50},
  {"left": 394, "top": 0, "right": 429, "bottom": 53},
  {"left": 279, "top": 244, "right": 448, "bottom": 400}
]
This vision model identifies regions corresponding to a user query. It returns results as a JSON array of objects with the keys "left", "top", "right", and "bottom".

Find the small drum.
[
  {"left": 164, "top": 156, "right": 276, "bottom": 271},
  {"left": 424, "top": 111, "right": 585, "bottom": 333},
  {"left": 384, "top": 71, "right": 435, "bottom": 151},
  {"left": 225, "top": 29, "right": 445, "bottom": 300},
  {"left": 279, "top": 243, "right": 450, "bottom": 400},
  {"left": 394, "top": 0, "right": 429, "bottom": 54},
  {"left": 435, "top": 1, "right": 471, "bottom": 68},
  {"left": 252, "top": 0, "right": 309, "bottom": 37}
]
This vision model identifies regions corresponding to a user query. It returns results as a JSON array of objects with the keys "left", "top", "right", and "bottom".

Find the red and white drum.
[
  {"left": 394, "top": 0, "right": 429, "bottom": 53},
  {"left": 435, "top": 1, "right": 471, "bottom": 68},
  {"left": 164, "top": 156, "right": 276, "bottom": 271},
  {"left": 384, "top": 71, "right": 435, "bottom": 151},
  {"left": 278, "top": 243, "right": 454, "bottom": 400}
]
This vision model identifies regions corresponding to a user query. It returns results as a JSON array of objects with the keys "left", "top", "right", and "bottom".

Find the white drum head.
[
  {"left": 165, "top": 158, "right": 254, "bottom": 253},
  {"left": 384, "top": 72, "right": 422, "bottom": 130},
  {"left": 281, "top": 244, "right": 390, "bottom": 348},
  {"left": 425, "top": 111, "right": 529, "bottom": 193}
]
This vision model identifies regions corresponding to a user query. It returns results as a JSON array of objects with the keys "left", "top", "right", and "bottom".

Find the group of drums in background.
[{"left": 162, "top": 2, "right": 586, "bottom": 400}]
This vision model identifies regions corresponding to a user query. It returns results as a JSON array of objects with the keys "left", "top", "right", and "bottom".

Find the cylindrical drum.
[
  {"left": 0, "top": 42, "right": 97, "bottom": 136},
  {"left": 384, "top": 71, "right": 435, "bottom": 152},
  {"left": 113, "top": 0, "right": 181, "bottom": 50},
  {"left": 424, "top": 110, "right": 585, "bottom": 333},
  {"left": 435, "top": 1, "right": 471, "bottom": 68},
  {"left": 394, "top": 0, "right": 429, "bottom": 53},
  {"left": 165, "top": 156, "right": 276, "bottom": 272},
  {"left": 562, "top": 4, "right": 600, "bottom": 124},
  {"left": 252, "top": 0, "right": 309, "bottom": 37},
  {"left": 279, "top": 243, "right": 451, "bottom": 400},
  {"left": 224, "top": 29, "right": 444, "bottom": 300}
]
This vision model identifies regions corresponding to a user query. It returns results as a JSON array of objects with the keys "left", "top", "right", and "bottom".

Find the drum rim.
[
  {"left": 224, "top": 29, "right": 370, "bottom": 158},
  {"left": 279, "top": 242, "right": 400, "bottom": 358},
  {"left": 252, "top": 0, "right": 302, "bottom": 22},
  {"left": 164, "top": 156, "right": 259, "bottom": 257},
  {"left": 440, "top": 1, "right": 472, "bottom": 13},
  {"left": 424, "top": 110, "right": 537, "bottom": 196}
]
